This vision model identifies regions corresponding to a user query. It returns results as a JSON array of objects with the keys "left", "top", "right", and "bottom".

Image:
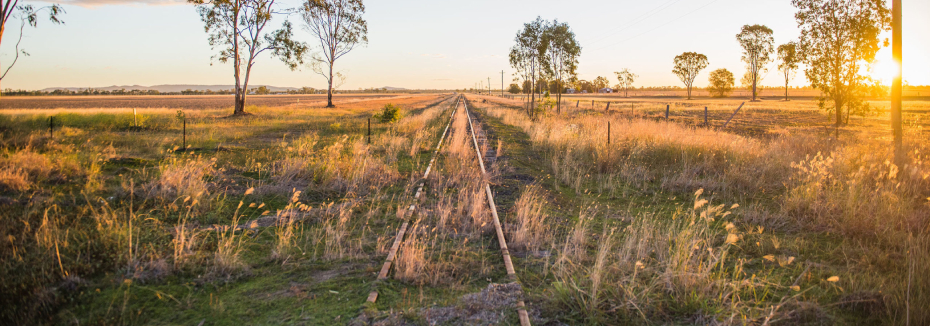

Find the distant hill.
[
  {"left": 382, "top": 86, "right": 407, "bottom": 91},
  {"left": 41, "top": 84, "right": 300, "bottom": 93}
]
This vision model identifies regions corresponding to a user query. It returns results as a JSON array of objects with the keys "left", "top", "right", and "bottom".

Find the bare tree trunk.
[
  {"left": 835, "top": 98, "right": 843, "bottom": 138},
  {"left": 326, "top": 62, "right": 335, "bottom": 108},
  {"left": 752, "top": 71, "right": 758, "bottom": 101},
  {"left": 235, "top": 92, "right": 246, "bottom": 114},
  {"left": 845, "top": 107, "right": 850, "bottom": 124},
  {"left": 1, "top": 19, "right": 6, "bottom": 101},
  {"left": 556, "top": 61, "right": 562, "bottom": 114},
  {"left": 232, "top": 12, "right": 244, "bottom": 115},
  {"left": 234, "top": 78, "right": 245, "bottom": 115},
  {"left": 239, "top": 68, "right": 255, "bottom": 115},
  {"left": 785, "top": 73, "right": 789, "bottom": 101},
  {"left": 530, "top": 70, "right": 535, "bottom": 117}
]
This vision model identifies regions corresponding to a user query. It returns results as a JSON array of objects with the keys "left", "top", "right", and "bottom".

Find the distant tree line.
[
  {"left": 2, "top": 87, "right": 310, "bottom": 96},
  {"left": 1, "top": 86, "right": 449, "bottom": 96}
]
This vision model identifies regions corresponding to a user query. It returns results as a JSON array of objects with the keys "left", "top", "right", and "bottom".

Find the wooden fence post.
[
  {"left": 49, "top": 116, "right": 54, "bottom": 139},
  {"left": 722, "top": 102, "right": 746, "bottom": 128},
  {"left": 704, "top": 106, "right": 708, "bottom": 126},
  {"left": 604, "top": 120, "right": 610, "bottom": 169},
  {"left": 182, "top": 116, "right": 187, "bottom": 150},
  {"left": 666, "top": 104, "right": 670, "bottom": 120},
  {"left": 607, "top": 120, "right": 610, "bottom": 145},
  {"left": 576, "top": 100, "right": 579, "bottom": 108},
  {"left": 605, "top": 102, "right": 610, "bottom": 113}
]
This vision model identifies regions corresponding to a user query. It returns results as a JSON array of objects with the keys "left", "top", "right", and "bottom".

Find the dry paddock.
[{"left": 0, "top": 94, "right": 410, "bottom": 110}]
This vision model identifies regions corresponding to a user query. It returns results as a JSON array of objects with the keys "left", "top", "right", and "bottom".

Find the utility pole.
[
  {"left": 891, "top": 0, "right": 903, "bottom": 163},
  {"left": 488, "top": 77, "right": 491, "bottom": 95}
]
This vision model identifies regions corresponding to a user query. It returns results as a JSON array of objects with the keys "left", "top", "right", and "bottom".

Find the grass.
[
  {"left": 1, "top": 91, "right": 927, "bottom": 325},
  {"left": 0, "top": 93, "right": 462, "bottom": 324},
  {"left": 466, "top": 93, "right": 929, "bottom": 325}
]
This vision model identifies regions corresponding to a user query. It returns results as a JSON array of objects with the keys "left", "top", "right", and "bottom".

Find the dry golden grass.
[
  {"left": 145, "top": 156, "right": 216, "bottom": 202},
  {"left": 507, "top": 184, "right": 550, "bottom": 252},
  {"left": 469, "top": 93, "right": 930, "bottom": 324},
  {"left": 0, "top": 93, "right": 407, "bottom": 110},
  {"left": 392, "top": 98, "right": 503, "bottom": 288},
  {"left": 0, "top": 93, "right": 461, "bottom": 323}
]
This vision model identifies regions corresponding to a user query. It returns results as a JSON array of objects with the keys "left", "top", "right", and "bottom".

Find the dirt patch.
[
  {"left": 420, "top": 282, "right": 532, "bottom": 325},
  {"left": 359, "top": 282, "right": 534, "bottom": 326}
]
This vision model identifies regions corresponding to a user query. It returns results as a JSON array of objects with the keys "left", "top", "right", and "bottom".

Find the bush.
[
  {"left": 374, "top": 104, "right": 403, "bottom": 123},
  {"left": 708, "top": 68, "right": 735, "bottom": 98}
]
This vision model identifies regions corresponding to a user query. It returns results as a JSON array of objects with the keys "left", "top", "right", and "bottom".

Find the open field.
[
  {"left": 0, "top": 94, "right": 408, "bottom": 110},
  {"left": 503, "top": 89, "right": 930, "bottom": 100},
  {"left": 0, "top": 93, "right": 928, "bottom": 325},
  {"left": 496, "top": 95, "right": 930, "bottom": 139}
]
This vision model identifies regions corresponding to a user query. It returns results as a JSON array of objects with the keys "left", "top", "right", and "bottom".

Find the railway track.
[{"left": 366, "top": 95, "right": 531, "bottom": 326}]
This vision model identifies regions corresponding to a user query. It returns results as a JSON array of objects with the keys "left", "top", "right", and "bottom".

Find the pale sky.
[{"left": 4, "top": 0, "right": 929, "bottom": 90}]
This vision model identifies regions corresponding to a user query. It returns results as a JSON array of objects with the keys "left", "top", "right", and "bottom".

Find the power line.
[
  {"left": 593, "top": 0, "right": 723, "bottom": 52},
  {"left": 587, "top": 0, "right": 683, "bottom": 45}
]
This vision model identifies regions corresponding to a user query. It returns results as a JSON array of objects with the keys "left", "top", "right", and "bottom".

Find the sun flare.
[{"left": 870, "top": 49, "right": 900, "bottom": 85}]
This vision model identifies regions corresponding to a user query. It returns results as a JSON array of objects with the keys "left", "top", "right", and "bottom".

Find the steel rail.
[
  {"left": 461, "top": 97, "right": 532, "bottom": 326},
  {"left": 366, "top": 95, "right": 458, "bottom": 303}
]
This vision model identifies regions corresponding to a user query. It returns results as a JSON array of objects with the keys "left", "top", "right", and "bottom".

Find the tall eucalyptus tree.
[
  {"left": 300, "top": 0, "right": 367, "bottom": 108},
  {"left": 540, "top": 20, "right": 580, "bottom": 114},
  {"left": 509, "top": 17, "right": 546, "bottom": 115},
  {"left": 792, "top": 0, "right": 890, "bottom": 129},
  {"left": 736, "top": 24, "right": 774, "bottom": 102},
  {"left": 672, "top": 52, "right": 708, "bottom": 100},
  {"left": 777, "top": 42, "right": 800, "bottom": 101},
  {"left": 614, "top": 69, "right": 637, "bottom": 98},
  {"left": 190, "top": 0, "right": 308, "bottom": 115}
]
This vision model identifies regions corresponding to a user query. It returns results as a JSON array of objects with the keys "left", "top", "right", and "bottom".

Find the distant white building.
[
  {"left": 599, "top": 88, "right": 613, "bottom": 93},
  {"left": 581, "top": 90, "right": 588, "bottom": 94},
  {"left": 566, "top": 88, "right": 577, "bottom": 94}
]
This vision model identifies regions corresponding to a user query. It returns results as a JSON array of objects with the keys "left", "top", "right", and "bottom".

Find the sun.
[{"left": 869, "top": 49, "right": 899, "bottom": 85}]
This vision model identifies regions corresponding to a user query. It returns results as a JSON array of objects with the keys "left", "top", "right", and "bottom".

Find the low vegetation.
[
  {"left": 468, "top": 94, "right": 929, "bottom": 325},
  {"left": 0, "top": 92, "right": 927, "bottom": 325}
]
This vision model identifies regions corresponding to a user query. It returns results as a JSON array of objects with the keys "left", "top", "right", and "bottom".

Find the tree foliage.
[
  {"left": 190, "top": 0, "right": 308, "bottom": 115},
  {"left": 672, "top": 52, "right": 708, "bottom": 100},
  {"left": 736, "top": 24, "right": 774, "bottom": 101},
  {"left": 300, "top": 0, "right": 367, "bottom": 108},
  {"left": 373, "top": 103, "right": 402, "bottom": 123},
  {"left": 593, "top": 76, "right": 610, "bottom": 92},
  {"left": 777, "top": 42, "right": 801, "bottom": 100},
  {"left": 614, "top": 69, "right": 637, "bottom": 97},
  {"left": 253, "top": 85, "right": 271, "bottom": 94},
  {"left": 539, "top": 19, "right": 580, "bottom": 113},
  {"left": 509, "top": 17, "right": 546, "bottom": 116},
  {"left": 0, "top": 1, "right": 65, "bottom": 88},
  {"left": 792, "top": 0, "right": 890, "bottom": 126},
  {"left": 508, "top": 83, "right": 521, "bottom": 94},
  {"left": 707, "top": 68, "right": 735, "bottom": 98}
]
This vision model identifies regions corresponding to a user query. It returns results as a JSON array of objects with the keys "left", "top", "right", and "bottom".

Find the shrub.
[
  {"left": 708, "top": 68, "right": 735, "bottom": 98},
  {"left": 374, "top": 104, "right": 403, "bottom": 123}
]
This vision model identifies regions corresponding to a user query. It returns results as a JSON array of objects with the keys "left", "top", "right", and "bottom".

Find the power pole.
[
  {"left": 891, "top": 0, "right": 903, "bottom": 163},
  {"left": 488, "top": 77, "right": 491, "bottom": 95}
]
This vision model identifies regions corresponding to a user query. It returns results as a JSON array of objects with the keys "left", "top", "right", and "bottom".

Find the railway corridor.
[{"left": 366, "top": 96, "right": 531, "bottom": 325}]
